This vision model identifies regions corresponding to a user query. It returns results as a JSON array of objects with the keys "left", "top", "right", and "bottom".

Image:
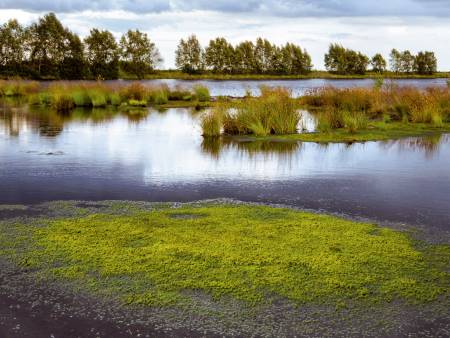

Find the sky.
[{"left": 1, "top": 0, "right": 450, "bottom": 70}]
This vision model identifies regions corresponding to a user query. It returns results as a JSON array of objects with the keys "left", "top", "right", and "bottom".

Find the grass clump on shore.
[
  {"left": 1, "top": 203, "right": 448, "bottom": 308},
  {"left": 201, "top": 87, "right": 300, "bottom": 137},
  {"left": 0, "top": 80, "right": 212, "bottom": 111},
  {"left": 302, "top": 85, "right": 450, "bottom": 129}
]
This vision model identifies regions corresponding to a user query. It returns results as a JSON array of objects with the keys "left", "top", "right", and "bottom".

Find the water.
[
  {"left": 111, "top": 78, "right": 449, "bottom": 97},
  {"left": 1, "top": 102, "right": 450, "bottom": 233}
]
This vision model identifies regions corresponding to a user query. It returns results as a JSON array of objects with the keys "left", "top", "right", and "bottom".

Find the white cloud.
[{"left": 1, "top": 2, "right": 449, "bottom": 70}]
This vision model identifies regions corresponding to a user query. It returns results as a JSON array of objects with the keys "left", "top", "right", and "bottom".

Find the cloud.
[{"left": 1, "top": 0, "right": 450, "bottom": 17}]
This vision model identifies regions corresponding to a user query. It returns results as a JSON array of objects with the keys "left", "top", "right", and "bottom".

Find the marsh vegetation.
[{"left": 0, "top": 80, "right": 211, "bottom": 112}]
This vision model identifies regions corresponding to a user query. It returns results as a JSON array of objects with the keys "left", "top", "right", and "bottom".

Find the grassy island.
[{"left": 201, "top": 84, "right": 450, "bottom": 143}]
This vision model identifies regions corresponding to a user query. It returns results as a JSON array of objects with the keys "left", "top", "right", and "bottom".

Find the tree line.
[
  {"left": 0, "top": 13, "right": 161, "bottom": 79},
  {"left": 176, "top": 35, "right": 313, "bottom": 75},
  {"left": 0, "top": 13, "right": 439, "bottom": 79},
  {"left": 325, "top": 44, "right": 437, "bottom": 75}
]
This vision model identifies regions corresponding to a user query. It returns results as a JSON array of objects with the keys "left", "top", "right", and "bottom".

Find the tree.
[
  {"left": 399, "top": 50, "right": 415, "bottom": 73},
  {"left": 389, "top": 49, "right": 401, "bottom": 73},
  {"left": 325, "top": 44, "right": 368, "bottom": 75},
  {"left": 371, "top": 53, "right": 387, "bottom": 73},
  {"left": 175, "top": 35, "right": 204, "bottom": 74},
  {"left": 59, "top": 31, "right": 86, "bottom": 79},
  {"left": 85, "top": 28, "right": 119, "bottom": 79},
  {"left": 28, "top": 13, "right": 71, "bottom": 78},
  {"left": 120, "top": 29, "right": 161, "bottom": 79},
  {"left": 324, "top": 44, "right": 347, "bottom": 74},
  {"left": 282, "top": 43, "right": 313, "bottom": 75},
  {"left": 0, "top": 19, "right": 28, "bottom": 76},
  {"left": 204, "top": 37, "right": 234, "bottom": 73},
  {"left": 414, "top": 51, "right": 437, "bottom": 75},
  {"left": 233, "top": 41, "right": 255, "bottom": 74}
]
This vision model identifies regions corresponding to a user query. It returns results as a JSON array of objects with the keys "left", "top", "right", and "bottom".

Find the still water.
[
  {"left": 1, "top": 103, "right": 449, "bottom": 233},
  {"left": 122, "top": 78, "right": 449, "bottom": 97}
]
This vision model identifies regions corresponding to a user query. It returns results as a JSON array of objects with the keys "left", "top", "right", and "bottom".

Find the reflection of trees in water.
[
  {"left": 381, "top": 134, "right": 447, "bottom": 158},
  {"left": 0, "top": 103, "right": 157, "bottom": 137},
  {"left": 201, "top": 136, "right": 301, "bottom": 158}
]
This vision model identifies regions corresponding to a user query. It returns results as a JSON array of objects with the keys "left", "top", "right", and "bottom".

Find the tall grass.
[
  {"left": 0, "top": 80, "right": 212, "bottom": 111},
  {"left": 193, "top": 85, "right": 211, "bottom": 102},
  {"left": 202, "top": 87, "right": 300, "bottom": 137},
  {"left": 0, "top": 80, "right": 39, "bottom": 97},
  {"left": 302, "top": 85, "right": 450, "bottom": 131}
]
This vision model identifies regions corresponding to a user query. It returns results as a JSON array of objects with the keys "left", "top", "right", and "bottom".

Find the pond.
[
  {"left": 113, "top": 78, "right": 449, "bottom": 97},
  {"left": 1, "top": 102, "right": 449, "bottom": 233}
]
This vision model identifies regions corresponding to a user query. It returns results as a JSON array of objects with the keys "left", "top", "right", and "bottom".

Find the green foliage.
[
  {"left": 193, "top": 85, "right": 210, "bottom": 102},
  {"left": 120, "top": 29, "right": 162, "bottom": 79},
  {"left": 371, "top": 54, "right": 387, "bottom": 73},
  {"left": 3, "top": 204, "right": 449, "bottom": 307},
  {"left": 84, "top": 28, "right": 120, "bottom": 80},
  {"left": 175, "top": 35, "right": 204, "bottom": 74},
  {"left": 325, "top": 44, "right": 369, "bottom": 75}
]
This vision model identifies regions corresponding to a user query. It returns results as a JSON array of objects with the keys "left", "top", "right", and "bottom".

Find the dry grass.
[{"left": 302, "top": 85, "right": 450, "bottom": 131}]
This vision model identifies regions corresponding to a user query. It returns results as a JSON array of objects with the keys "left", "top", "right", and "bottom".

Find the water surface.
[
  {"left": 127, "top": 78, "right": 449, "bottom": 97},
  {"left": 1, "top": 103, "right": 449, "bottom": 232}
]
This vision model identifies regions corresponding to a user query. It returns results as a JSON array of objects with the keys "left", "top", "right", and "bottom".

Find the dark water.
[
  {"left": 1, "top": 102, "right": 450, "bottom": 232},
  {"left": 115, "top": 78, "right": 449, "bottom": 97}
]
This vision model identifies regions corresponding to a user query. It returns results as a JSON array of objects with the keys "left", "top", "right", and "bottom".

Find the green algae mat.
[{"left": 1, "top": 202, "right": 449, "bottom": 309}]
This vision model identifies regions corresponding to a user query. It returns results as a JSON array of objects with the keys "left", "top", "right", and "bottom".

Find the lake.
[
  {"left": 1, "top": 99, "right": 449, "bottom": 234},
  {"left": 116, "top": 77, "right": 449, "bottom": 97}
]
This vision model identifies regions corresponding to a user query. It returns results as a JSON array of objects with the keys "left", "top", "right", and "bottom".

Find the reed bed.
[
  {"left": 302, "top": 85, "right": 450, "bottom": 133},
  {"left": 202, "top": 87, "right": 300, "bottom": 137},
  {"left": 0, "top": 80, "right": 211, "bottom": 112}
]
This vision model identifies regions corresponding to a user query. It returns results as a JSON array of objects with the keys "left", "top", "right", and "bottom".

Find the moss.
[{"left": 1, "top": 203, "right": 448, "bottom": 308}]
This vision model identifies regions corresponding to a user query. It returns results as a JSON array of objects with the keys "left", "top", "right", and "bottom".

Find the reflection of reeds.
[
  {"left": 382, "top": 134, "right": 445, "bottom": 158},
  {"left": 201, "top": 136, "right": 301, "bottom": 158}
]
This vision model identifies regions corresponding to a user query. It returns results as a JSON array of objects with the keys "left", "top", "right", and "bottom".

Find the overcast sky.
[{"left": 1, "top": 0, "right": 450, "bottom": 70}]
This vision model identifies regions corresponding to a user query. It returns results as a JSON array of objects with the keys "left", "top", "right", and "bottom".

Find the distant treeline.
[{"left": 0, "top": 12, "right": 439, "bottom": 79}]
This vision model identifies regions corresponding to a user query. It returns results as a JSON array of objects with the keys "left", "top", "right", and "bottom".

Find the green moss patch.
[{"left": 1, "top": 204, "right": 449, "bottom": 308}]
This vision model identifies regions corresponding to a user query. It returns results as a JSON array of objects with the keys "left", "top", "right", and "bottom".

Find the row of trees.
[
  {"left": 325, "top": 44, "right": 437, "bottom": 75},
  {"left": 0, "top": 13, "right": 440, "bottom": 79},
  {"left": 176, "top": 35, "right": 313, "bottom": 75},
  {"left": 0, "top": 13, "right": 161, "bottom": 79}
]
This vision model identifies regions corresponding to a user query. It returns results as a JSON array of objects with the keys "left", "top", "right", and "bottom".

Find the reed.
[
  {"left": 302, "top": 85, "right": 450, "bottom": 130},
  {"left": 193, "top": 85, "right": 211, "bottom": 102},
  {"left": 215, "top": 87, "right": 300, "bottom": 137}
]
